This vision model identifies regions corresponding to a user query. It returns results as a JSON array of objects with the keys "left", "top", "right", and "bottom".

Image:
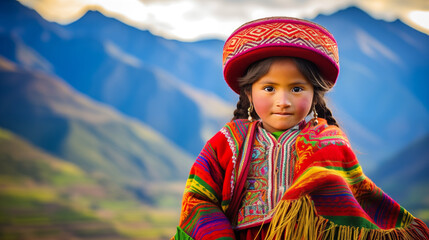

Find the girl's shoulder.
[
  {"left": 297, "top": 118, "right": 351, "bottom": 151},
  {"left": 204, "top": 119, "right": 254, "bottom": 169},
  {"left": 223, "top": 119, "right": 253, "bottom": 135},
  {"left": 294, "top": 119, "right": 357, "bottom": 177},
  {"left": 207, "top": 119, "right": 253, "bottom": 148}
]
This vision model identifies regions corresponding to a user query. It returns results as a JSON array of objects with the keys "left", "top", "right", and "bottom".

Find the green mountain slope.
[
  {"left": 0, "top": 127, "right": 182, "bottom": 239},
  {"left": 369, "top": 134, "right": 429, "bottom": 224},
  {"left": 0, "top": 56, "right": 191, "bottom": 239},
  {"left": 0, "top": 56, "right": 193, "bottom": 185}
]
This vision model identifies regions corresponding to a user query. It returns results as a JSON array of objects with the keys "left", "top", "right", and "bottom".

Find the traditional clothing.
[
  {"left": 174, "top": 119, "right": 429, "bottom": 240},
  {"left": 236, "top": 123, "right": 301, "bottom": 229},
  {"left": 174, "top": 16, "right": 429, "bottom": 240}
]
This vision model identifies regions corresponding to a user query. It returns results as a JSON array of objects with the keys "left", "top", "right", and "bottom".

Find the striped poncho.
[{"left": 174, "top": 119, "right": 429, "bottom": 240}]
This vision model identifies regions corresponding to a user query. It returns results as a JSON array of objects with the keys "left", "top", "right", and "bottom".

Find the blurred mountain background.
[{"left": 0, "top": 0, "right": 428, "bottom": 239}]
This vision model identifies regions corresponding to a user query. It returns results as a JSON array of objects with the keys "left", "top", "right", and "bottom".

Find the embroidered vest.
[{"left": 236, "top": 125, "right": 301, "bottom": 229}]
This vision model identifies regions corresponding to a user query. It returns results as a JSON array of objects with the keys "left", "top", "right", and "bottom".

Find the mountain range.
[
  {"left": 3, "top": 0, "right": 429, "bottom": 169},
  {"left": 312, "top": 9, "right": 429, "bottom": 169},
  {"left": 1, "top": 0, "right": 233, "bottom": 157},
  {"left": 1, "top": 0, "right": 428, "bottom": 238},
  {"left": 0, "top": 56, "right": 193, "bottom": 183}
]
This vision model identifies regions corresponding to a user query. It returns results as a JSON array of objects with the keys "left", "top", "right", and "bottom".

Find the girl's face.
[{"left": 248, "top": 58, "right": 314, "bottom": 133}]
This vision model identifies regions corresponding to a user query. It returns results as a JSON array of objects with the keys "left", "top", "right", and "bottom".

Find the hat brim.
[{"left": 223, "top": 44, "right": 339, "bottom": 94}]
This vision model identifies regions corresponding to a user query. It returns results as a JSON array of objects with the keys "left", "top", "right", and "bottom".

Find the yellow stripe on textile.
[
  {"left": 263, "top": 196, "right": 423, "bottom": 240},
  {"left": 185, "top": 179, "right": 218, "bottom": 203}
]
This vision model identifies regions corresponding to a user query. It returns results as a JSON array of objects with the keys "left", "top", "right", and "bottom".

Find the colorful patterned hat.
[{"left": 223, "top": 17, "right": 339, "bottom": 94}]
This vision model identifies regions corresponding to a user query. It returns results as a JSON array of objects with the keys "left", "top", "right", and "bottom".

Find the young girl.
[{"left": 173, "top": 17, "right": 429, "bottom": 240}]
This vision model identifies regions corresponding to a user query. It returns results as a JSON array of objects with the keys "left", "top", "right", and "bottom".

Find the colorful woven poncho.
[{"left": 174, "top": 119, "right": 429, "bottom": 240}]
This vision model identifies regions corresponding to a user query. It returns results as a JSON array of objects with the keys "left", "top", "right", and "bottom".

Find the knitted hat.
[{"left": 223, "top": 17, "right": 339, "bottom": 94}]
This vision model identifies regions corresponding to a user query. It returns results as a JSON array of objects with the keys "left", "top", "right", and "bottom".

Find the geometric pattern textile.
[
  {"left": 237, "top": 125, "right": 301, "bottom": 229},
  {"left": 173, "top": 119, "right": 429, "bottom": 240},
  {"left": 223, "top": 17, "right": 340, "bottom": 93}
]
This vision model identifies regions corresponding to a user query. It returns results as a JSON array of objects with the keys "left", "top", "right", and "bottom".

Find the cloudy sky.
[{"left": 18, "top": 0, "right": 429, "bottom": 41}]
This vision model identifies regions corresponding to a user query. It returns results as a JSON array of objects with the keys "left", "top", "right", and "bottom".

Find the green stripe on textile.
[
  {"left": 174, "top": 226, "right": 194, "bottom": 240},
  {"left": 187, "top": 174, "right": 219, "bottom": 203},
  {"left": 225, "top": 125, "right": 239, "bottom": 153},
  {"left": 324, "top": 164, "right": 360, "bottom": 171},
  {"left": 325, "top": 215, "right": 380, "bottom": 229},
  {"left": 396, "top": 207, "right": 405, "bottom": 227},
  {"left": 395, "top": 207, "right": 414, "bottom": 228},
  {"left": 323, "top": 165, "right": 365, "bottom": 184},
  {"left": 298, "top": 136, "right": 346, "bottom": 147}
]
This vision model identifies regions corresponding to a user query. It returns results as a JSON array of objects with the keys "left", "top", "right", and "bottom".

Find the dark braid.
[
  {"left": 313, "top": 91, "right": 339, "bottom": 127},
  {"left": 296, "top": 57, "right": 339, "bottom": 127},
  {"left": 232, "top": 89, "right": 261, "bottom": 121},
  {"left": 231, "top": 56, "right": 339, "bottom": 127},
  {"left": 232, "top": 92, "right": 250, "bottom": 120}
]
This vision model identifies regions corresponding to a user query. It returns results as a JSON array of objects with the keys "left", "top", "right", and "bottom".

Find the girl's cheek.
[
  {"left": 253, "top": 95, "right": 272, "bottom": 115},
  {"left": 254, "top": 101, "right": 266, "bottom": 115},
  {"left": 297, "top": 96, "right": 313, "bottom": 113}
]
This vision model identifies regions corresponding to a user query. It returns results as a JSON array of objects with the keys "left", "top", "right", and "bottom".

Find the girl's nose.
[{"left": 276, "top": 92, "right": 291, "bottom": 108}]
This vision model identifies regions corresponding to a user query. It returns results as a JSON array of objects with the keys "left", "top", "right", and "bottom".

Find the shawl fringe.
[{"left": 264, "top": 196, "right": 429, "bottom": 240}]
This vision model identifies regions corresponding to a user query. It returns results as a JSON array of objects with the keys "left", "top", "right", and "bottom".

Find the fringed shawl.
[{"left": 174, "top": 119, "right": 429, "bottom": 240}]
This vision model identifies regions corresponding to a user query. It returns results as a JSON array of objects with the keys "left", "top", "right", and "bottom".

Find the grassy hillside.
[
  {"left": 0, "top": 57, "right": 190, "bottom": 239},
  {"left": 0, "top": 128, "right": 182, "bottom": 239},
  {"left": 0, "top": 56, "right": 193, "bottom": 184}
]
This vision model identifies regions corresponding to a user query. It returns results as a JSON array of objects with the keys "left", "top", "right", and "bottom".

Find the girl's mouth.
[{"left": 273, "top": 112, "right": 292, "bottom": 116}]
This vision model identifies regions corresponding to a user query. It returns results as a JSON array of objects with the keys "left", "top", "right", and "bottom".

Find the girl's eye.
[
  {"left": 264, "top": 86, "right": 274, "bottom": 92},
  {"left": 292, "top": 87, "right": 303, "bottom": 92}
]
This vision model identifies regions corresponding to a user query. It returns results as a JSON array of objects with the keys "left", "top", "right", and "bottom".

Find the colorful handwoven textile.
[
  {"left": 174, "top": 119, "right": 429, "bottom": 240},
  {"left": 236, "top": 124, "right": 301, "bottom": 229}
]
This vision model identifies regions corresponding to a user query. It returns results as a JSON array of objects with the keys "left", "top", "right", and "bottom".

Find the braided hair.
[{"left": 231, "top": 56, "right": 339, "bottom": 127}]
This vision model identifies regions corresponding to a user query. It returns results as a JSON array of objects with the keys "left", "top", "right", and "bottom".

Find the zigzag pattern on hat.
[
  {"left": 224, "top": 36, "right": 335, "bottom": 65},
  {"left": 223, "top": 22, "right": 338, "bottom": 67}
]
